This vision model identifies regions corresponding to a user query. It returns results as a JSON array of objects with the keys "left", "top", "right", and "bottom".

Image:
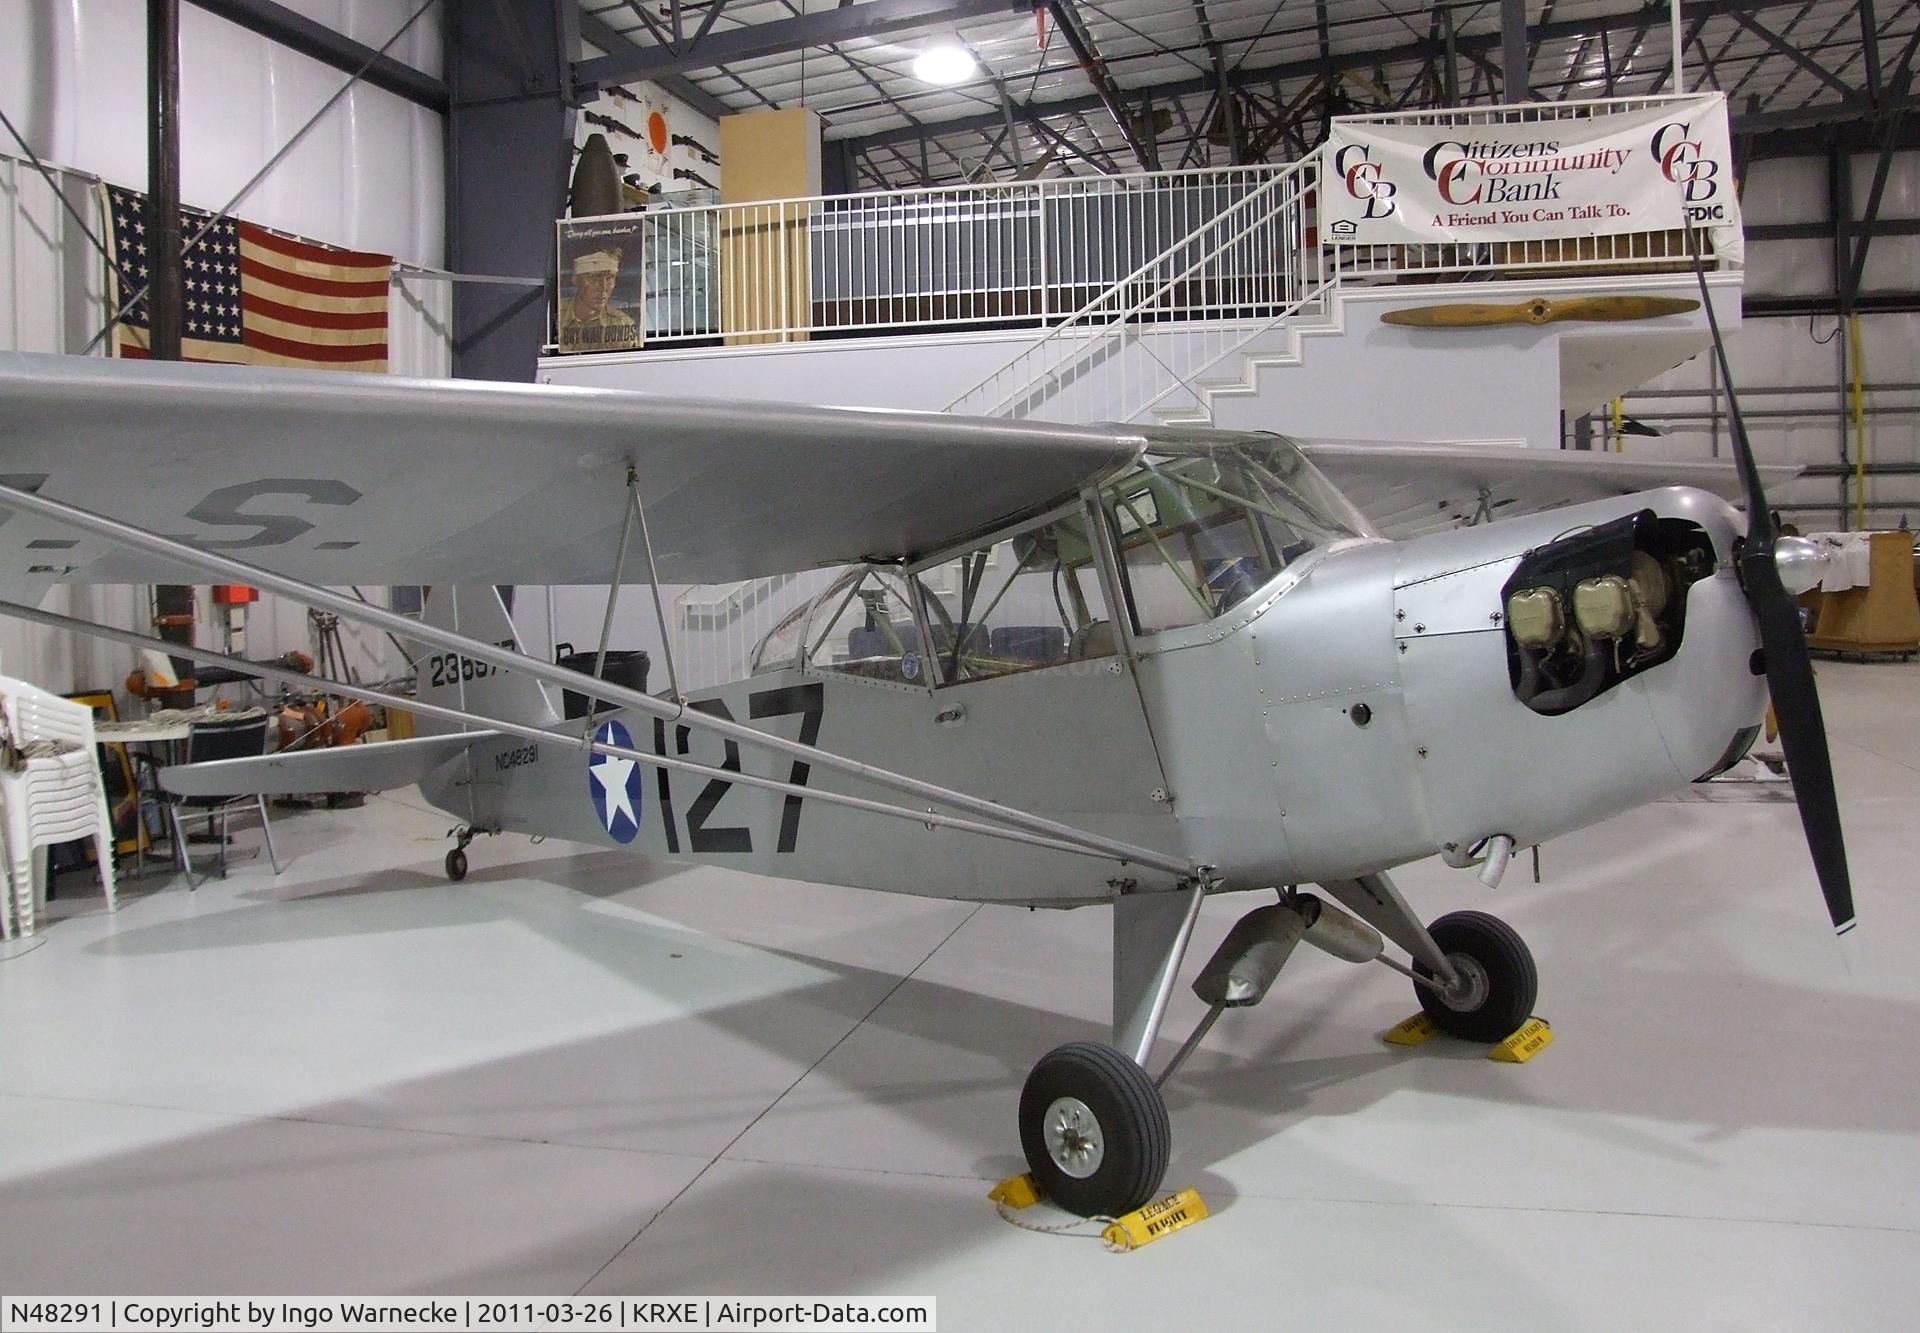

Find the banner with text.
[{"left": 1322, "top": 95, "right": 1740, "bottom": 259}]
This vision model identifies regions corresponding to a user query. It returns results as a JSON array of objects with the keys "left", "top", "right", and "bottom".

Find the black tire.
[
  {"left": 1413, "top": 910, "right": 1537, "bottom": 1043},
  {"left": 445, "top": 848, "right": 468, "bottom": 882},
  {"left": 1018, "top": 1041, "right": 1169, "bottom": 1217}
]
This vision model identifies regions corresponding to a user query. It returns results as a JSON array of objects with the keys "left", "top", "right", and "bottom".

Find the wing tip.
[{"left": 1834, "top": 917, "right": 1858, "bottom": 937}]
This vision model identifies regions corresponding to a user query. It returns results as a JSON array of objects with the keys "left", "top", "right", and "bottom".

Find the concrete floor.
[{"left": 2, "top": 659, "right": 1918, "bottom": 1326}]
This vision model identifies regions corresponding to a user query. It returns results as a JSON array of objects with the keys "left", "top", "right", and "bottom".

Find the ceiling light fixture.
[{"left": 913, "top": 43, "right": 976, "bottom": 86}]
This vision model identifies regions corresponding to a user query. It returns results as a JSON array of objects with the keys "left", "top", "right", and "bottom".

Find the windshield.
[{"left": 1105, "top": 436, "right": 1367, "bottom": 635}]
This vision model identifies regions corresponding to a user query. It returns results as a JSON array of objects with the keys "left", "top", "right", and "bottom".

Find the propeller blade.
[
  {"left": 1380, "top": 302, "right": 1524, "bottom": 327},
  {"left": 1685, "top": 252, "right": 1770, "bottom": 543},
  {"left": 1745, "top": 547, "right": 1857, "bottom": 933},
  {"left": 1381, "top": 295, "right": 1700, "bottom": 328},
  {"left": 1686, "top": 223, "right": 1855, "bottom": 933}
]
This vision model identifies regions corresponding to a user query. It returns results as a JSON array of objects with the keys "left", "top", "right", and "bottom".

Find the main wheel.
[
  {"left": 1018, "top": 1041, "right": 1169, "bottom": 1217},
  {"left": 1412, "top": 910, "right": 1537, "bottom": 1042},
  {"left": 445, "top": 847, "right": 468, "bottom": 882}
]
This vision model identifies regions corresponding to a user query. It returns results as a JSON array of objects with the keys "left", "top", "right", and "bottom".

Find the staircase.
[
  {"left": 945, "top": 151, "right": 1338, "bottom": 427},
  {"left": 1145, "top": 318, "right": 1335, "bottom": 426}
]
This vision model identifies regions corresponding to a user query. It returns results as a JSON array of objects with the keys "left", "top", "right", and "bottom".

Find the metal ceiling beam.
[
  {"left": 1725, "top": 6, "right": 1868, "bottom": 104},
  {"left": 1861, "top": 0, "right": 1885, "bottom": 101},
  {"left": 835, "top": 0, "right": 1823, "bottom": 152},
  {"left": 1845, "top": 46, "right": 1919, "bottom": 301},
  {"left": 1526, "top": 0, "right": 1558, "bottom": 74},
  {"left": 615, "top": 0, "right": 674, "bottom": 50},
  {"left": 578, "top": 8, "right": 733, "bottom": 122},
  {"left": 1048, "top": 0, "right": 1155, "bottom": 169},
  {"left": 1741, "top": 90, "right": 1920, "bottom": 135},
  {"left": 574, "top": 0, "right": 1028, "bottom": 89},
  {"left": 187, "top": 0, "right": 446, "bottom": 111},
  {"left": 1646, "top": 11, "right": 1709, "bottom": 94},
  {"left": 1745, "top": 290, "right": 1920, "bottom": 316},
  {"left": 1190, "top": 0, "right": 1239, "bottom": 164},
  {"left": 1500, "top": 0, "right": 1530, "bottom": 100},
  {"left": 1747, "top": 216, "right": 1920, "bottom": 240},
  {"left": 1602, "top": 18, "right": 1650, "bottom": 96}
]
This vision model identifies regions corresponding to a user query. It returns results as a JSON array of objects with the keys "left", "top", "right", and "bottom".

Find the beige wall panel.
[{"left": 719, "top": 109, "right": 821, "bottom": 343}]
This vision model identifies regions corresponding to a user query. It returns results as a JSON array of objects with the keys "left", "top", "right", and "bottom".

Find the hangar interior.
[{"left": 2, "top": 0, "right": 1919, "bottom": 1325}]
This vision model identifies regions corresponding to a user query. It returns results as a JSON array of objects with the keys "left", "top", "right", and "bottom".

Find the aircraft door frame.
[
  {"left": 906, "top": 496, "right": 1113, "bottom": 687},
  {"left": 902, "top": 493, "right": 1176, "bottom": 799},
  {"left": 1082, "top": 486, "right": 1178, "bottom": 792}
]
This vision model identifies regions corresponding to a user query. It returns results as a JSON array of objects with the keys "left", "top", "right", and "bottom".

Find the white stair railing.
[{"left": 944, "top": 152, "right": 1328, "bottom": 425}]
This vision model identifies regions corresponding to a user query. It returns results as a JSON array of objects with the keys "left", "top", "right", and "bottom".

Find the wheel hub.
[
  {"left": 1042, "top": 1096, "right": 1105, "bottom": 1178},
  {"left": 1437, "top": 953, "right": 1491, "bottom": 1012}
]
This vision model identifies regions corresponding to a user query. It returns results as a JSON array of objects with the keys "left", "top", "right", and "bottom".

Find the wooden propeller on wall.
[{"left": 1381, "top": 295, "right": 1701, "bottom": 327}]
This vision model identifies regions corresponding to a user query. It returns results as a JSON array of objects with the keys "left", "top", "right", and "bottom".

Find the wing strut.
[
  {"left": 1, "top": 597, "right": 1175, "bottom": 871},
  {"left": 0, "top": 482, "right": 1196, "bottom": 881}
]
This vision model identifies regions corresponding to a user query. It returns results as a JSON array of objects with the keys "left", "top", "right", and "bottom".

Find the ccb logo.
[
  {"left": 1334, "top": 143, "right": 1397, "bottom": 219},
  {"left": 1651, "top": 120, "right": 1720, "bottom": 202}
]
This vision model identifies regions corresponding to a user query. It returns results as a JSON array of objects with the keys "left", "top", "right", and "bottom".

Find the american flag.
[{"left": 103, "top": 183, "right": 391, "bottom": 372}]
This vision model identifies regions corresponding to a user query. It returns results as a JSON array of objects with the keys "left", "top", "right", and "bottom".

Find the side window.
[
  {"left": 912, "top": 508, "right": 1115, "bottom": 685},
  {"left": 807, "top": 566, "right": 934, "bottom": 685},
  {"left": 1109, "top": 480, "right": 1216, "bottom": 635}
]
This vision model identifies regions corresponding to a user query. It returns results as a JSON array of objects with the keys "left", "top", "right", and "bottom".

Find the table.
[
  {"left": 93, "top": 709, "right": 266, "bottom": 875},
  {"left": 95, "top": 719, "right": 192, "bottom": 745}
]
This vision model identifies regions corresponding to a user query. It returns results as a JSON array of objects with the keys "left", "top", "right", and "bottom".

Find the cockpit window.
[
  {"left": 1103, "top": 438, "right": 1364, "bottom": 635},
  {"left": 750, "top": 436, "right": 1364, "bottom": 678},
  {"left": 911, "top": 508, "right": 1117, "bottom": 685},
  {"left": 752, "top": 564, "right": 934, "bottom": 684}
]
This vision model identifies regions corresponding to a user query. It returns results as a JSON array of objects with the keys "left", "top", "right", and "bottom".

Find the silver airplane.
[{"left": 0, "top": 324, "right": 1850, "bottom": 1219}]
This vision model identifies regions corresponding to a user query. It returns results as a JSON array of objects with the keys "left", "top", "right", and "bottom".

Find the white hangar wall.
[
  {"left": 0, "top": 0, "right": 446, "bottom": 697},
  {"left": 538, "top": 320, "right": 1562, "bottom": 449},
  {"left": 1620, "top": 151, "right": 1920, "bottom": 528},
  {"left": 1, "top": 0, "right": 445, "bottom": 266}
]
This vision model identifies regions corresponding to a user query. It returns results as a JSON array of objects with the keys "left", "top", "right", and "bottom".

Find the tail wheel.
[
  {"left": 445, "top": 848, "right": 468, "bottom": 882},
  {"left": 1412, "top": 910, "right": 1537, "bottom": 1043},
  {"left": 1018, "top": 1041, "right": 1169, "bottom": 1217}
]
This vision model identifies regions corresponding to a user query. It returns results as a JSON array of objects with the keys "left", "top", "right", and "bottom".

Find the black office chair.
[{"left": 153, "top": 716, "right": 283, "bottom": 888}]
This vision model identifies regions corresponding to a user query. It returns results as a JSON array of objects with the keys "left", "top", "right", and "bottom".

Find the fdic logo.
[{"left": 1333, "top": 143, "right": 1396, "bottom": 219}]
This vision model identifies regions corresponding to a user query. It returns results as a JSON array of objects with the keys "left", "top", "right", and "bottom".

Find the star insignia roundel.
[{"left": 588, "top": 718, "right": 645, "bottom": 843}]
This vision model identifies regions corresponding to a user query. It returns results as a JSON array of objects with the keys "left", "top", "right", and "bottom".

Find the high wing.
[
  {"left": 1300, "top": 440, "right": 1802, "bottom": 539},
  {"left": 0, "top": 352, "right": 1138, "bottom": 594},
  {"left": 1, "top": 353, "right": 1794, "bottom": 595}
]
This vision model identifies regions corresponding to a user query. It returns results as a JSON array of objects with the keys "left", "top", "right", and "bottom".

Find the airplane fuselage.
[{"left": 427, "top": 485, "right": 1766, "bottom": 907}]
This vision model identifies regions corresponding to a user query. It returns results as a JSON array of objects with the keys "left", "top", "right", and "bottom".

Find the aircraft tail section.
[{"left": 410, "top": 586, "right": 559, "bottom": 735}]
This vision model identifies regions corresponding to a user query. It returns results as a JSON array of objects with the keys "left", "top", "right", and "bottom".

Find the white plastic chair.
[{"left": 0, "top": 677, "right": 117, "bottom": 938}]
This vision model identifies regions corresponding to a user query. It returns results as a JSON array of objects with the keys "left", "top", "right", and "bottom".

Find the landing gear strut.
[
  {"left": 1012, "top": 879, "right": 1541, "bottom": 1218},
  {"left": 444, "top": 824, "right": 495, "bottom": 882},
  {"left": 1015, "top": 881, "right": 1204, "bottom": 1217}
]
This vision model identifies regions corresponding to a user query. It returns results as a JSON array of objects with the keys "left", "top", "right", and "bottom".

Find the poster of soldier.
[{"left": 556, "top": 217, "right": 644, "bottom": 353}]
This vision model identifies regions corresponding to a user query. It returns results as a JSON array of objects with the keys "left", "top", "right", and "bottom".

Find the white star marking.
[{"left": 590, "top": 749, "right": 639, "bottom": 832}]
